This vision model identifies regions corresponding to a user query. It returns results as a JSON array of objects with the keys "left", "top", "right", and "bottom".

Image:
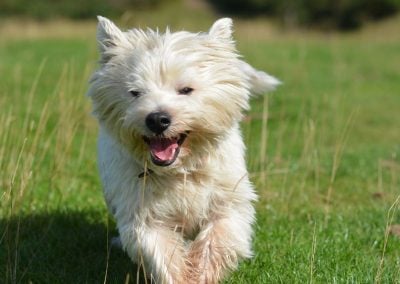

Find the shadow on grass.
[{"left": 0, "top": 211, "right": 146, "bottom": 283}]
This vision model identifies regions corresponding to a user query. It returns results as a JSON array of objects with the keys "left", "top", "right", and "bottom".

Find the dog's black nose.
[{"left": 145, "top": 111, "right": 171, "bottom": 134}]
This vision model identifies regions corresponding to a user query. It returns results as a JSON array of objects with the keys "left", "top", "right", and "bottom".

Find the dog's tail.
[{"left": 240, "top": 61, "right": 281, "bottom": 95}]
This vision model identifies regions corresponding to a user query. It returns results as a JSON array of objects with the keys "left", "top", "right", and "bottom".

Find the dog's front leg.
[
  {"left": 187, "top": 207, "right": 254, "bottom": 284},
  {"left": 121, "top": 224, "right": 188, "bottom": 284}
]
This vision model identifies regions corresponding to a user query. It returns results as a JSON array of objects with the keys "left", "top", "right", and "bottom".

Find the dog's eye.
[
  {"left": 178, "top": 87, "right": 194, "bottom": 95},
  {"left": 129, "top": 90, "right": 141, "bottom": 97}
]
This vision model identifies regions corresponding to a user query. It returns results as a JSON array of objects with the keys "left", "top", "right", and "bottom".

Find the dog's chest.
[{"left": 148, "top": 174, "right": 215, "bottom": 233}]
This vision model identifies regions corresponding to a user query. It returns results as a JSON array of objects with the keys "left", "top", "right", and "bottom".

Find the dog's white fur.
[{"left": 87, "top": 16, "right": 279, "bottom": 283}]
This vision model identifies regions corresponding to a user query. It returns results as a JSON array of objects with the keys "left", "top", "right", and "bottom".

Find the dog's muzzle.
[{"left": 143, "top": 111, "right": 187, "bottom": 166}]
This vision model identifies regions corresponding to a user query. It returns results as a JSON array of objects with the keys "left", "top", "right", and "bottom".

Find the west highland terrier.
[{"left": 87, "top": 16, "right": 279, "bottom": 283}]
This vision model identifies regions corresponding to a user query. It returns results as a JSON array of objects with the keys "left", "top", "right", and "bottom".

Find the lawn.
[{"left": 1, "top": 9, "right": 400, "bottom": 284}]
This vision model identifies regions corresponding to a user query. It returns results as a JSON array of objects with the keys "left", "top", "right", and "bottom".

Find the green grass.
[{"left": 1, "top": 12, "right": 400, "bottom": 283}]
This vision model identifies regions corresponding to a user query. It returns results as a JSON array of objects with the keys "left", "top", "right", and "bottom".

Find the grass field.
[{"left": 1, "top": 6, "right": 400, "bottom": 283}]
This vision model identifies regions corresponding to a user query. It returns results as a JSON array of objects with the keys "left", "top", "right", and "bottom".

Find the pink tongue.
[{"left": 149, "top": 138, "right": 179, "bottom": 161}]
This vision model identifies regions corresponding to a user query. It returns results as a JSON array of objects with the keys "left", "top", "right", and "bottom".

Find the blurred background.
[
  {"left": 0, "top": 0, "right": 399, "bottom": 30},
  {"left": 1, "top": 0, "right": 400, "bottom": 283}
]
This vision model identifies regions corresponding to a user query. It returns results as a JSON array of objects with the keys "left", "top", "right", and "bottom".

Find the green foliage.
[
  {"left": 2, "top": 0, "right": 399, "bottom": 30},
  {"left": 208, "top": 0, "right": 400, "bottom": 29},
  {"left": 0, "top": 0, "right": 162, "bottom": 20}
]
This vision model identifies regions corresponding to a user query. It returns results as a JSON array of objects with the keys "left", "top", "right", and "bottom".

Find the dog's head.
[{"left": 88, "top": 17, "right": 279, "bottom": 170}]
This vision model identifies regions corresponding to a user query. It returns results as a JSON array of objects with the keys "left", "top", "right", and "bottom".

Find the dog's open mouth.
[{"left": 143, "top": 134, "right": 187, "bottom": 166}]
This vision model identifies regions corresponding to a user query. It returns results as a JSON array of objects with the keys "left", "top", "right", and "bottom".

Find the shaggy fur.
[{"left": 87, "top": 16, "right": 279, "bottom": 283}]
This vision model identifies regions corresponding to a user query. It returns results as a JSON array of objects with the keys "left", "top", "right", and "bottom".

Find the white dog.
[{"left": 87, "top": 16, "right": 279, "bottom": 283}]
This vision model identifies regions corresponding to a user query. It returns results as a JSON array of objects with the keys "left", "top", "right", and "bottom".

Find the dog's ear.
[
  {"left": 240, "top": 61, "right": 281, "bottom": 94},
  {"left": 96, "top": 16, "right": 126, "bottom": 63},
  {"left": 209, "top": 18, "right": 233, "bottom": 40}
]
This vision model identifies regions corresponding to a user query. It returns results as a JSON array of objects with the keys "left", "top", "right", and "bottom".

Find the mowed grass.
[{"left": 1, "top": 14, "right": 400, "bottom": 283}]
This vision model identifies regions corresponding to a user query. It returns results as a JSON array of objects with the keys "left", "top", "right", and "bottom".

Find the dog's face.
[{"left": 88, "top": 17, "right": 279, "bottom": 169}]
